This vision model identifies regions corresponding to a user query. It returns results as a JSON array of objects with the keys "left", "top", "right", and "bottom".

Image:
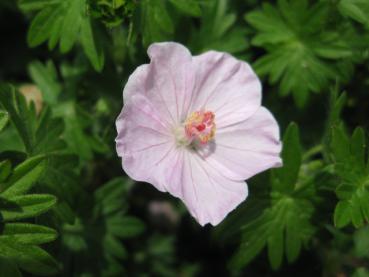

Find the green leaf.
[
  {"left": 339, "top": 0, "right": 369, "bottom": 27},
  {"left": 54, "top": 102, "right": 94, "bottom": 161},
  {"left": 94, "top": 178, "right": 128, "bottom": 203},
  {"left": 0, "top": 194, "right": 57, "bottom": 221},
  {"left": 18, "top": 0, "right": 61, "bottom": 11},
  {"left": 246, "top": 3, "right": 293, "bottom": 45},
  {"left": 267, "top": 226, "right": 284, "bottom": 270},
  {"left": 33, "top": 107, "right": 66, "bottom": 154},
  {"left": 334, "top": 200, "right": 351, "bottom": 228},
  {"left": 229, "top": 224, "right": 267, "bottom": 270},
  {"left": 325, "top": 90, "right": 346, "bottom": 135},
  {"left": 0, "top": 223, "right": 57, "bottom": 244},
  {"left": 107, "top": 216, "right": 145, "bottom": 238},
  {"left": 285, "top": 213, "right": 302, "bottom": 263},
  {"left": 245, "top": 1, "right": 353, "bottom": 106},
  {"left": 353, "top": 268, "right": 369, "bottom": 277},
  {"left": 190, "top": 0, "right": 248, "bottom": 54},
  {"left": 24, "top": 0, "right": 104, "bottom": 71},
  {"left": 354, "top": 225, "right": 369, "bottom": 258},
  {"left": 27, "top": 5, "right": 64, "bottom": 47},
  {"left": 0, "top": 110, "right": 9, "bottom": 132},
  {"left": 331, "top": 127, "right": 369, "bottom": 228},
  {"left": 104, "top": 235, "right": 127, "bottom": 259},
  {"left": 272, "top": 123, "right": 301, "bottom": 192},
  {"left": 231, "top": 197, "right": 315, "bottom": 270},
  {"left": 80, "top": 18, "right": 105, "bottom": 71},
  {"left": 0, "top": 241, "right": 59, "bottom": 275},
  {"left": 331, "top": 127, "right": 351, "bottom": 167},
  {"left": 0, "top": 84, "right": 35, "bottom": 153},
  {"left": 53, "top": 201, "right": 75, "bottom": 224},
  {"left": 59, "top": 0, "right": 85, "bottom": 53},
  {"left": 351, "top": 128, "right": 366, "bottom": 173},
  {"left": 28, "top": 61, "right": 61, "bottom": 104},
  {"left": 1, "top": 155, "right": 46, "bottom": 197},
  {"left": 0, "top": 257, "right": 22, "bottom": 277},
  {"left": 140, "top": 0, "right": 174, "bottom": 47},
  {"left": 168, "top": 0, "right": 202, "bottom": 17},
  {"left": 0, "top": 160, "right": 11, "bottom": 183}
]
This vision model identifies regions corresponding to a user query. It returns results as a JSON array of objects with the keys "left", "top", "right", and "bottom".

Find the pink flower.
[{"left": 116, "top": 42, "right": 282, "bottom": 226}]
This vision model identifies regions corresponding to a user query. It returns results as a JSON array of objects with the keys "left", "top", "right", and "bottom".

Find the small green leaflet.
[
  {"left": 354, "top": 225, "right": 369, "bottom": 258},
  {"left": 0, "top": 160, "right": 12, "bottom": 183},
  {"left": 168, "top": 0, "right": 201, "bottom": 17},
  {"left": 0, "top": 155, "right": 46, "bottom": 197},
  {"left": 0, "top": 194, "right": 57, "bottom": 221},
  {"left": 28, "top": 61, "right": 61, "bottom": 105},
  {"left": 24, "top": 0, "right": 105, "bottom": 71},
  {"left": 61, "top": 177, "right": 144, "bottom": 276},
  {"left": 0, "top": 223, "right": 57, "bottom": 245},
  {"left": 0, "top": 110, "right": 9, "bottom": 132},
  {"left": 0, "top": 242, "right": 59, "bottom": 276},
  {"left": 140, "top": 0, "right": 174, "bottom": 47},
  {"left": 332, "top": 126, "right": 369, "bottom": 228},
  {"left": 0, "top": 150, "right": 59, "bottom": 275},
  {"left": 0, "top": 84, "right": 35, "bottom": 154},
  {"left": 339, "top": 0, "right": 369, "bottom": 28},
  {"left": 230, "top": 123, "right": 316, "bottom": 270},
  {"left": 190, "top": 0, "right": 248, "bottom": 55}
]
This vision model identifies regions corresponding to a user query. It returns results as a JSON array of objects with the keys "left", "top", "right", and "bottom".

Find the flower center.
[{"left": 184, "top": 110, "right": 216, "bottom": 145}]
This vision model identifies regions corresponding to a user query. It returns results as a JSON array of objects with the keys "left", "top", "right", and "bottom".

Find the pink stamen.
[{"left": 184, "top": 110, "right": 216, "bottom": 145}]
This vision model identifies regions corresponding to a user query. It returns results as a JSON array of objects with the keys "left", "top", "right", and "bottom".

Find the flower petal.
[
  {"left": 122, "top": 64, "right": 150, "bottom": 103},
  {"left": 116, "top": 94, "right": 177, "bottom": 192},
  {"left": 180, "top": 151, "right": 248, "bottom": 226},
  {"left": 191, "top": 51, "right": 261, "bottom": 128},
  {"left": 146, "top": 42, "right": 195, "bottom": 124},
  {"left": 207, "top": 107, "right": 282, "bottom": 181}
]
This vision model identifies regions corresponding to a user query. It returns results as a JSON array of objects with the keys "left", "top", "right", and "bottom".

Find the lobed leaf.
[{"left": 332, "top": 126, "right": 369, "bottom": 228}]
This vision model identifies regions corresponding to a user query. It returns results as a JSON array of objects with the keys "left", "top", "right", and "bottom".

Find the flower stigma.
[{"left": 175, "top": 110, "right": 216, "bottom": 148}]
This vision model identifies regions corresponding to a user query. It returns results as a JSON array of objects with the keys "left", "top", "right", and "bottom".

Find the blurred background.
[{"left": 0, "top": 0, "right": 369, "bottom": 276}]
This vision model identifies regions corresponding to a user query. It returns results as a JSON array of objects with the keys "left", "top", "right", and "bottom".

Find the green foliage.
[
  {"left": 0, "top": 84, "right": 64, "bottom": 276},
  {"left": 168, "top": 0, "right": 201, "bottom": 17},
  {"left": 231, "top": 123, "right": 317, "bottom": 270},
  {"left": 0, "top": 157, "right": 59, "bottom": 275},
  {"left": 339, "top": 0, "right": 369, "bottom": 27},
  {"left": 0, "top": 84, "right": 66, "bottom": 155},
  {"left": 27, "top": 60, "right": 108, "bottom": 161},
  {"left": 0, "top": 110, "right": 9, "bottom": 132},
  {"left": 245, "top": 0, "right": 355, "bottom": 107},
  {"left": 60, "top": 178, "right": 144, "bottom": 276},
  {"left": 28, "top": 61, "right": 61, "bottom": 105},
  {"left": 2, "top": 0, "right": 369, "bottom": 276},
  {"left": 331, "top": 126, "right": 369, "bottom": 228},
  {"left": 89, "top": 0, "right": 137, "bottom": 28},
  {"left": 0, "top": 84, "right": 36, "bottom": 153},
  {"left": 139, "top": 0, "right": 175, "bottom": 47},
  {"left": 190, "top": 0, "right": 248, "bottom": 55},
  {"left": 21, "top": 0, "right": 105, "bottom": 71},
  {"left": 354, "top": 225, "right": 369, "bottom": 258}
]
